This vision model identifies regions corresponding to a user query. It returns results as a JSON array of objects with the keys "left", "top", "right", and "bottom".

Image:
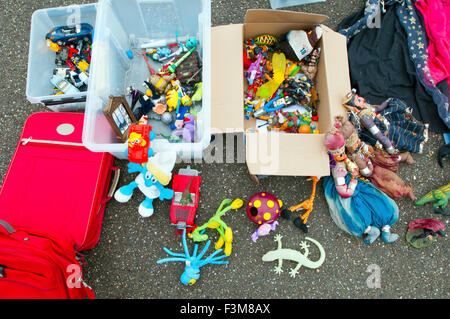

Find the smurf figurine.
[{"left": 114, "top": 120, "right": 176, "bottom": 217}]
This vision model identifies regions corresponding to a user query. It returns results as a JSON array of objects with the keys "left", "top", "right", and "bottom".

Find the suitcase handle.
[
  {"left": 107, "top": 167, "right": 121, "bottom": 199},
  {"left": 0, "top": 220, "right": 16, "bottom": 234}
]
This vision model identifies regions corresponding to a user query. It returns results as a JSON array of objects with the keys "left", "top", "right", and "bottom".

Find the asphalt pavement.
[{"left": 0, "top": 0, "right": 448, "bottom": 301}]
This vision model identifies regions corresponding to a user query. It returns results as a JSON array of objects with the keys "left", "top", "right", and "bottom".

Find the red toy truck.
[{"left": 170, "top": 166, "right": 201, "bottom": 233}]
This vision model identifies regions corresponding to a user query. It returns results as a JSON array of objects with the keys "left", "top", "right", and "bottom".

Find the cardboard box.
[{"left": 211, "top": 9, "right": 351, "bottom": 176}]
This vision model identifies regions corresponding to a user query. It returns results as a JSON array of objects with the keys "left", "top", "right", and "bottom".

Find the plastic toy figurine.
[
  {"left": 251, "top": 221, "right": 280, "bottom": 243},
  {"left": 165, "top": 46, "right": 196, "bottom": 74},
  {"left": 189, "top": 198, "right": 243, "bottom": 256},
  {"left": 414, "top": 182, "right": 450, "bottom": 210},
  {"left": 252, "top": 94, "right": 296, "bottom": 118},
  {"left": 278, "top": 26, "right": 323, "bottom": 62},
  {"left": 171, "top": 113, "right": 196, "bottom": 142},
  {"left": 245, "top": 53, "right": 264, "bottom": 86},
  {"left": 190, "top": 82, "right": 203, "bottom": 102},
  {"left": 114, "top": 150, "right": 176, "bottom": 218},
  {"left": 126, "top": 122, "right": 155, "bottom": 164},
  {"left": 256, "top": 52, "right": 287, "bottom": 100},
  {"left": 405, "top": 219, "right": 446, "bottom": 249},
  {"left": 170, "top": 166, "right": 201, "bottom": 233},
  {"left": 126, "top": 86, "right": 155, "bottom": 119},
  {"left": 157, "top": 228, "right": 229, "bottom": 286},
  {"left": 323, "top": 128, "right": 400, "bottom": 245},
  {"left": 262, "top": 234, "right": 325, "bottom": 278},
  {"left": 281, "top": 176, "right": 319, "bottom": 233},
  {"left": 342, "top": 89, "right": 396, "bottom": 155},
  {"left": 149, "top": 73, "right": 176, "bottom": 94},
  {"left": 247, "top": 192, "right": 283, "bottom": 242}
]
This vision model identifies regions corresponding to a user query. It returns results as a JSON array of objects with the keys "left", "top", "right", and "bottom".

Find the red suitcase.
[
  {"left": 0, "top": 112, "right": 119, "bottom": 251},
  {"left": 0, "top": 219, "right": 95, "bottom": 299}
]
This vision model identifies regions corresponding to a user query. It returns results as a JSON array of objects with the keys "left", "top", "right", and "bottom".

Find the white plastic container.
[
  {"left": 26, "top": 3, "right": 97, "bottom": 111},
  {"left": 83, "top": 0, "right": 211, "bottom": 160},
  {"left": 269, "top": 0, "right": 326, "bottom": 9}
]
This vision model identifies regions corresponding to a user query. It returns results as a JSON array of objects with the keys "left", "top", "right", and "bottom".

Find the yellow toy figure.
[
  {"left": 256, "top": 52, "right": 286, "bottom": 100},
  {"left": 128, "top": 131, "right": 147, "bottom": 148},
  {"left": 282, "top": 176, "right": 320, "bottom": 233},
  {"left": 189, "top": 199, "right": 243, "bottom": 256}
]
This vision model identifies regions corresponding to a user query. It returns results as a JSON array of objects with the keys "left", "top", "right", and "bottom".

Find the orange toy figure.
[{"left": 281, "top": 176, "right": 320, "bottom": 233}]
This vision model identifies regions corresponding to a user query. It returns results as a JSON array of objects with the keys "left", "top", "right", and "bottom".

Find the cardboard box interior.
[{"left": 211, "top": 10, "right": 350, "bottom": 176}]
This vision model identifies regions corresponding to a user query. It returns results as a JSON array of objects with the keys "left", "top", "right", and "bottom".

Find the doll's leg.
[
  {"left": 363, "top": 226, "right": 381, "bottom": 245},
  {"left": 114, "top": 181, "right": 138, "bottom": 203},
  {"left": 139, "top": 197, "right": 155, "bottom": 218},
  {"left": 381, "top": 225, "right": 399, "bottom": 243},
  {"left": 360, "top": 114, "right": 396, "bottom": 155}
]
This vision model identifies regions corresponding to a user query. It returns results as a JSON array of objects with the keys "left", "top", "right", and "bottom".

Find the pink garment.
[{"left": 415, "top": 0, "right": 450, "bottom": 93}]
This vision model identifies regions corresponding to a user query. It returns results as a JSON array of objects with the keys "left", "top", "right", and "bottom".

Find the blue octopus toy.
[{"left": 157, "top": 229, "right": 229, "bottom": 286}]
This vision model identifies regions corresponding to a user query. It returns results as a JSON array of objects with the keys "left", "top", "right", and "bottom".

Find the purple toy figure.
[
  {"left": 251, "top": 221, "right": 279, "bottom": 243},
  {"left": 246, "top": 192, "right": 282, "bottom": 242},
  {"left": 245, "top": 53, "right": 264, "bottom": 86},
  {"left": 172, "top": 113, "right": 196, "bottom": 142}
]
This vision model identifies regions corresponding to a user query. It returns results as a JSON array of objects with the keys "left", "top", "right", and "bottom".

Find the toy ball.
[
  {"left": 246, "top": 192, "right": 282, "bottom": 225},
  {"left": 161, "top": 112, "right": 173, "bottom": 125},
  {"left": 298, "top": 124, "right": 311, "bottom": 134}
]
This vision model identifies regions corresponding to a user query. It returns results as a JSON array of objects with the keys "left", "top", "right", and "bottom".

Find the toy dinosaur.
[
  {"left": 414, "top": 182, "right": 450, "bottom": 209},
  {"left": 189, "top": 198, "right": 243, "bottom": 256},
  {"left": 157, "top": 228, "right": 229, "bottom": 286},
  {"left": 262, "top": 234, "right": 325, "bottom": 278},
  {"left": 282, "top": 176, "right": 319, "bottom": 233}
]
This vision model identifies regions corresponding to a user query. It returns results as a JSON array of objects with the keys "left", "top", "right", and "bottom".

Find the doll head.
[
  {"left": 342, "top": 89, "right": 369, "bottom": 112},
  {"left": 324, "top": 129, "right": 347, "bottom": 163}
]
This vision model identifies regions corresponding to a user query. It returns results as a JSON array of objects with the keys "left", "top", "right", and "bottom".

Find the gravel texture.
[{"left": 0, "top": 0, "right": 448, "bottom": 301}]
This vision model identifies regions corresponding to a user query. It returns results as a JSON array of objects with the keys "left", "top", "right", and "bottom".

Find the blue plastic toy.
[{"left": 157, "top": 228, "right": 229, "bottom": 286}]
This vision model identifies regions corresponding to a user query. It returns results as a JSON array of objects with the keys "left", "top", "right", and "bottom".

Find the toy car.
[
  {"left": 170, "top": 166, "right": 201, "bottom": 234},
  {"left": 46, "top": 23, "right": 93, "bottom": 49},
  {"left": 50, "top": 73, "right": 80, "bottom": 95}
]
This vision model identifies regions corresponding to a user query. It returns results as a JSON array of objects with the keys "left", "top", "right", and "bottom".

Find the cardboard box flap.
[
  {"left": 246, "top": 133, "right": 330, "bottom": 176},
  {"left": 211, "top": 24, "right": 245, "bottom": 134},
  {"left": 244, "top": 9, "right": 328, "bottom": 25},
  {"left": 318, "top": 25, "right": 350, "bottom": 130}
]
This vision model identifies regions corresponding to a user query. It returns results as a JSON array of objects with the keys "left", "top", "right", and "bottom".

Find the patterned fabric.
[
  {"left": 323, "top": 174, "right": 399, "bottom": 237},
  {"left": 339, "top": 0, "right": 450, "bottom": 130},
  {"left": 396, "top": 0, "right": 450, "bottom": 129},
  {"left": 351, "top": 98, "right": 428, "bottom": 153}
]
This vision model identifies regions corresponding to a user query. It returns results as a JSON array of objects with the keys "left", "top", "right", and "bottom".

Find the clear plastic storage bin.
[
  {"left": 26, "top": 4, "right": 97, "bottom": 111},
  {"left": 83, "top": 0, "right": 211, "bottom": 160}
]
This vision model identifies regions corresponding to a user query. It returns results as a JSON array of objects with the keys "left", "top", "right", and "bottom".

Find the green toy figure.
[
  {"left": 414, "top": 182, "right": 450, "bottom": 210},
  {"left": 189, "top": 198, "right": 243, "bottom": 256}
]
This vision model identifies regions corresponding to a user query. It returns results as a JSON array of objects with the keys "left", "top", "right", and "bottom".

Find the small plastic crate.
[
  {"left": 83, "top": 0, "right": 211, "bottom": 160},
  {"left": 26, "top": 3, "right": 97, "bottom": 111}
]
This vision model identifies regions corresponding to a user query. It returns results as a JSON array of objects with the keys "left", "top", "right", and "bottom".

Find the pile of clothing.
[{"left": 338, "top": 0, "right": 450, "bottom": 133}]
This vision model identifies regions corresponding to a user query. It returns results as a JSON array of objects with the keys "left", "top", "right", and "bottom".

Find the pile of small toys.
[
  {"left": 124, "top": 35, "right": 203, "bottom": 144},
  {"left": 45, "top": 23, "right": 93, "bottom": 95},
  {"left": 243, "top": 26, "right": 323, "bottom": 134}
]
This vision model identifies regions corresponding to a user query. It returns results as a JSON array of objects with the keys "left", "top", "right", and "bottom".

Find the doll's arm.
[{"left": 332, "top": 164, "right": 358, "bottom": 198}]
